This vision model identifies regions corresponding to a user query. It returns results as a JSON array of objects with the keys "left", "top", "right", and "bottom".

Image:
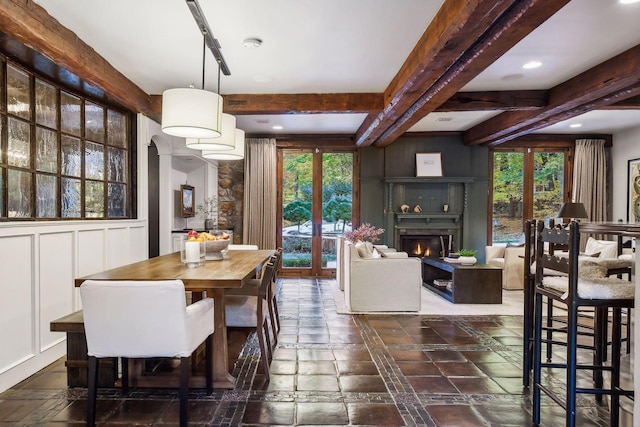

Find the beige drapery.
[
  {"left": 242, "top": 138, "right": 277, "bottom": 249},
  {"left": 573, "top": 139, "right": 607, "bottom": 243},
  {"left": 573, "top": 139, "right": 607, "bottom": 221}
]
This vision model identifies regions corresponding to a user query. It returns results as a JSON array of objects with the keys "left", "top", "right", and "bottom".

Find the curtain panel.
[
  {"left": 243, "top": 138, "right": 277, "bottom": 249},
  {"left": 573, "top": 139, "right": 607, "bottom": 242}
]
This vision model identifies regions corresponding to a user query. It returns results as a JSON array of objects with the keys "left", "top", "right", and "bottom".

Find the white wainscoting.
[{"left": 0, "top": 220, "right": 147, "bottom": 393}]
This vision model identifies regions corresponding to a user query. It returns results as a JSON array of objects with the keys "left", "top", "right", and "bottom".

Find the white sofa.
[
  {"left": 343, "top": 241, "right": 422, "bottom": 312},
  {"left": 486, "top": 245, "right": 526, "bottom": 289}
]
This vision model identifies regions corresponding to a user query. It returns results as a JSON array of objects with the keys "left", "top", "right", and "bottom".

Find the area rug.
[{"left": 331, "top": 282, "right": 525, "bottom": 316}]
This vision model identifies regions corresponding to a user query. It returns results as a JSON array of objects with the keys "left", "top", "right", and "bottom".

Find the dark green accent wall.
[{"left": 359, "top": 135, "right": 490, "bottom": 262}]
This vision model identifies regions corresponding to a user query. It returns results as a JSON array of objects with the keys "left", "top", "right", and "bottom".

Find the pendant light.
[
  {"left": 202, "top": 128, "right": 245, "bottom": 160},
  {"left": 162, "top": 28, "right": 223, "bottom": 139},
  {"left": 187, "top": 113, "right": 236, "bottom": 150}
]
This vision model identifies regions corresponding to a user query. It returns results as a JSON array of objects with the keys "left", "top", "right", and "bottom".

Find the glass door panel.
[
  {"left": 282, "top": 151, "right": 313, "bottom": 270},
  {"left": 491, "top": 151, "right": 524, "bottom": 243},
  {"left": 533, "top": 151, "right": 565, "bottom": 225},
  {"left": 321, "top": 152, "right": 353, "bottom": 272}
]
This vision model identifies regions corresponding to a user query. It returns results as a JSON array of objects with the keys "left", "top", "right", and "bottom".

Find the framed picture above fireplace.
[{"left": 416, "top": 152, "right": 443, "bottom": 177}]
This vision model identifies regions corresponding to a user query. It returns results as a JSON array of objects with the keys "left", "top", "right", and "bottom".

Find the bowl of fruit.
[{"left": 189, "top": 230, "right": 231, "bottom": 260}]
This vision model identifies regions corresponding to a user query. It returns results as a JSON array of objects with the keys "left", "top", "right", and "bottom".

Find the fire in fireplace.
[{"left": 400, "top": 234, "right": 455, "bottom": 258}]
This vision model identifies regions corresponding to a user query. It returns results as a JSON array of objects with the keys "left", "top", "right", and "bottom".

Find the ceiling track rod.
[{"left": 185, "top": 0, "right": 231, "bottom": 76}]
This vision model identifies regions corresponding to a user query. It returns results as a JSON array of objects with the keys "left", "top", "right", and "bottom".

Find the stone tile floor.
[{"left": 0, "top": 278, "right": 632, "bottom": 426}]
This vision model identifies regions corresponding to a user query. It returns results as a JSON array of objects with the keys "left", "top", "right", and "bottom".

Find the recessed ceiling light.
[
  {"left": 272, "top": 125, "right": 283, "bottom": 130},
  {"left": 523, "top": 61, "right": 542, "bottom": 69},
  {"left": 569, "top": 123, "right": 582, "bottom": 128},
  {"left": 242, "top": 38, "right": 262, "bottom": 48},
  {"left": 620, "top": 0, "right": 640, "bottom": 4},
  {"left": 436, "top": 117, "right": 453, "bottom": 122}
]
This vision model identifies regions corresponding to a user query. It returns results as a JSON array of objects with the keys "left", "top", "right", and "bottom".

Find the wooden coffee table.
[{"left": 422, "top": 257, "right": 502, "bottom": 304}]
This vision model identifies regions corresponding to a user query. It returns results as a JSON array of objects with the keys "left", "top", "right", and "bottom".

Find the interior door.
[{"left": 278, "top": 149, "right": 354, "bottom": 277}]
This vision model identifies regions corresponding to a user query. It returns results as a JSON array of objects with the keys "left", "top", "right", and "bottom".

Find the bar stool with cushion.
[
  {"left": 225, "top": 261, "right": 277, "bottom": 381},
  {"left": 79, "top": 279, "right": 214, "bottom": 427},
  {"left": 532, "top": 220, "right": 634, "bottom": 427}
]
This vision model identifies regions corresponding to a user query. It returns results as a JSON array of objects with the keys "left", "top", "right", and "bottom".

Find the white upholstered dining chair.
[{"left": 79, "top": 279, "right": 214, "bottom": 427}]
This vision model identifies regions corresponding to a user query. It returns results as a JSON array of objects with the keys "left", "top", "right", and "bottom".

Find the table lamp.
[{"left": 557, "top": 202, "right": 588, "bottom": 221}]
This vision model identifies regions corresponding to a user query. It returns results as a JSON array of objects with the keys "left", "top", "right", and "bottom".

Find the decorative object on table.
[
  {"left": 457, "top": 249, "right": 477, "bottom": 265},
  {"left": 443, "top": 204, "right": 449, "bottom": 213},
  {"left": 627, "top": 157, "right": 640, "bottom": 222},
  {"left": 197, "top": 196, "right": 218, "bottom": 230},
  {"left": 415, "top": 152, "right": 443, "bottom": 177},
  {"left": 180, "top": 230, "right": 204, "bottom": 267},
  {"left": 413, "top": 204, "right": 423, "bottom": 213},
  {"left": 400, "top": 204, "right": 410, "bottom": 213},
  {"left": 199, "top": 230, "right": 231, "bottom": 260},
  {"left": 180, "top": 184, "right": 195, "bottom": 218},
  {"left": 345, "top": 223, "right": 385, "bottom": 243}
]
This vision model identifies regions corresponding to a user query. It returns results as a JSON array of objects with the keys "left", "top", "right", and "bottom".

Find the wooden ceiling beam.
[
  {"left": 435, "top": 90, "right": 548, "bottom": 112},
  {"left": 602, "top": 95, "right": 640, "bottom": 110},
  {"left": 0, "top": 0, "right": 153, "bottom": 116},
  {"left": 354, "top": 0, "right": 570, "bottom": 148},
  {"left": 464, "top": 43, "right": 640, "bottom": 146}
]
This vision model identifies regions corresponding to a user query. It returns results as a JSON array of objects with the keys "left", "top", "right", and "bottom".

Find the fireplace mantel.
[{"left": 382, "top": 176, "right": 475, "bottom": 249}]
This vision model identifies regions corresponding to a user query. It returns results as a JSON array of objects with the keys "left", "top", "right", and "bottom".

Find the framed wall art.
[
  {"left": 180, "top": 184, "right": 195, "bottom": 218},
  {"left": 416, "top": 152, "right": 443, "bottom": 177},
  {"left": 628, "top": 158, "right": 640, "bottom": 222}
]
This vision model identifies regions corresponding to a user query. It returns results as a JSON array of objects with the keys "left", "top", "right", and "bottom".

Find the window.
[
  {"left": 0, "top": 57, "right": 132, "bottom": 219},
  {"left": 490, "top": 146, "right": 573, "bottom": 244}
]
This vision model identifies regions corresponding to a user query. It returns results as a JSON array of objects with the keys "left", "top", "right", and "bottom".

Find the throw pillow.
[
  {"left": 584, "top": 237, "right": 618, "bottom": 259},
  {"left": 371, "top": 247, "right": 382, "bottom": 259},
  {"left": 355, "top": 241, "right": 374, "bottom": 258}
]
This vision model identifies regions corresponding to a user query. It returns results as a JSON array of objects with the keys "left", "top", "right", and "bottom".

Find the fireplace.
[{"left": 399, "top": 233, "right": 456, "bottom": 258}]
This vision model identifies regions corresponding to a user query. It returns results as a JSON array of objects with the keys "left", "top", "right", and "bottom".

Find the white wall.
[{"left": 612, "top": 125, "right": 640, "bottom": 222}]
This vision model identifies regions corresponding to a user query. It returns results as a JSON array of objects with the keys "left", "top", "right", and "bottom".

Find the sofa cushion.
[{"left": 380, "top": 251, "right": 409, "bottom": 258}]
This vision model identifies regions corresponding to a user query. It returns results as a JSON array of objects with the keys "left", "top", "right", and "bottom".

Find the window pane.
[
  {"left": 36, "top": 174, "right": 57, "bottom": 218},
  {"left": 322, "top": 152, "right": 353, "bottom": 268},
  {"left": 61, "top": 91, "right": 81, "bottom": 136},
  {"left": 492, "top": 152, "right": 524, "bottom": 243},
  {"left": 85, "top": 101, "right": 104, "bottom": 142},
  {"left": 8, "top": 117, "right": 31, "bottom": 168},
  {"left": 533, "top": 152, "right": 565, "bottom": 223},
  {"left": 8, "top": 169, "right": 31, "bottom": 217},
  {"left": 108, "top": 147, "right": 127, "bottom": 182},
  {"left": 35, "top": 79, "right": 58, "bottom": 128},
  {"left": 61, "top": 136, "right": 81, "bottom": 177},
  {"left": 85, "top": 142, "right": 104, "bottom": 180},
  {"left": 107, "top": 109, "right": 127, "bottom": 148},
  {"left": 61, "top": 177, "right": 81, "bottom": 217},
  {"left": 7, "top": 65, "right": 31, "bottom": 120},
  {"left": 36, "top": 127, "right": 58, "bottom": 173},
  {"left": 85, "top": 180, "right": 104, "bottom": 217},
  {"left": 282, "top": 152, "right": 313, "bottom": 268},
  {"left": 108, "top": 183, "right": 127, "bottom": 217}
]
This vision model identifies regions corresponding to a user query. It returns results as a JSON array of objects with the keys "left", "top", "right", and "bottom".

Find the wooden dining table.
[{"left": 74, "top": 249, "right": 274, "bottom": 389}]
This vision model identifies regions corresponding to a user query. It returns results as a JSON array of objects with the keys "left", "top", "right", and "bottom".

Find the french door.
[
  {"left": 490, "top": 146, "right": 573, "bottom": 244},
  {"left": 277, "top": 148, "right": 357, "bottom": 277}
]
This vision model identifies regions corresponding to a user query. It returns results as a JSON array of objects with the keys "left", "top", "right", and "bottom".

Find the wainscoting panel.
[
  {"left": 129, "top": 226, "right": 148, "bottom": 263},
  {"left": 77, "top": 229, "right": 106, "bottom": 278},
  {"left": 107, "top": 227, "right": 129, "bottom": 269},
  {"left": 38, "top": 232, "right": 74, "bottom": 353},
  {"left": 0, "top": 235, "right": 35, "bottom": 375}
]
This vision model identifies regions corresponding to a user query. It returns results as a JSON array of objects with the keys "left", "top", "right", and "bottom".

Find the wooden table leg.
[{"left": 208, "top": 288, "right": 235, "bottom": 389}]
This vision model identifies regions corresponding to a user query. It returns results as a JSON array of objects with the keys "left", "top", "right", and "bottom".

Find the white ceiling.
[{"left": 32, "top": 0, "right": 640, "bottom": 136}]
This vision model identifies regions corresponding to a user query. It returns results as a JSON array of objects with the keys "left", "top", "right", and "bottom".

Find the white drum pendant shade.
[
  {"left": 203, "top": 128, "right": 245, "bottom": 160},
  {"left": 162, "top": 88, "right": 223, "bottom": 138},
  {"left": 185, "top": 113, "right": 236, "bottom": 151}
]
